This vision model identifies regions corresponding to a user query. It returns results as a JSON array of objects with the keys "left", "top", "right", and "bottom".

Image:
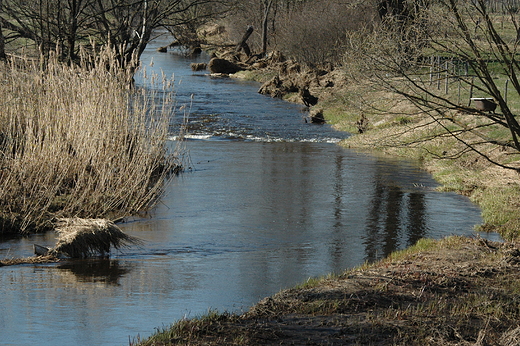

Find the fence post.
[
  {"left": 445, "top": 61, "right": 449, "bottom": 94},
  {"left": 468, "top": 76, "right": 475, "bottom": 107}
]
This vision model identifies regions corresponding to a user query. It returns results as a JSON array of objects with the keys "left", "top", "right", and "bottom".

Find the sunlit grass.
[{"left": 134, "top": 309, "right": 237, "bottom": 346}]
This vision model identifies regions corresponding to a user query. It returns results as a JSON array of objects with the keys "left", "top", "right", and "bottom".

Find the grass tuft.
[{"left": 51, "top": 217, "right": 142, "bottom": 258}]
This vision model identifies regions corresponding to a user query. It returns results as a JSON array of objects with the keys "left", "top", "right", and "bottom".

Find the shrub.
[
  {"left": 224, "top": 0, "right": 378, "bottom": 66},
  {"left": 275, "top": 1, "right": 377, "bottom": 65}
]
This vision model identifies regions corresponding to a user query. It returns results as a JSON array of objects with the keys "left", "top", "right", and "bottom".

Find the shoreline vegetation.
[
  {"left": 136, "top": 236, "right": 520, "bottom": 345},
  {"left": 0, "top": 49, "right": 181, "bottom": 238}
]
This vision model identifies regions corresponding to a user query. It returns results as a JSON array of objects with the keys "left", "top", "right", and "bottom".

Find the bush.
[
  {"left": 224, "top": 0, "right": 378, "bottom": 66},
  {"left": 275, "top": 1, "right": 377, "bottom": 65}
]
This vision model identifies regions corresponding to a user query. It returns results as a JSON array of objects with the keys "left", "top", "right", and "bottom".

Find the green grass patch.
[{"left": 232, "top": 69, "right": 277, "bottom": 83}]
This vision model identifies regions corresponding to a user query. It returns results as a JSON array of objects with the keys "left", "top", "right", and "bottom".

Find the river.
[{"left": 0, "top": 34, "right": 498, "bottom": 346}]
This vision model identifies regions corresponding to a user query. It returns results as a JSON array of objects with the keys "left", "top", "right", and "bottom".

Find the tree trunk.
[
  {"left": 0, "top": 0, "right": 5, "bottom": 60},
  {"left": 67, "top": 0, "right": 78, "bottom": 63},
  {"left": 262, "top": 0, "right": 274, "bottom": 55}
]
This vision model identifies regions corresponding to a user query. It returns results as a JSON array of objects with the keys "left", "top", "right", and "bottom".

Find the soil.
[{"left": 143, "top": 237, "right": 520, "bottom": 345}]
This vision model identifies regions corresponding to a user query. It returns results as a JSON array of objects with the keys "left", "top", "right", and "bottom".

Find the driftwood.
[
  {"left": 235, "top": 25, "right": 254, "bottom": 57},
  {"left": 34, "top": 244, "right": 50, "bottom": 256},
  {"left": 0, "top": 255, "right": 59, "bottom": 266},
  {"left": 1, "top": 218, "right": 142, "bottom": 266},
  {"left": 191, "top": 63, "right": 207, "bottom": 71}
]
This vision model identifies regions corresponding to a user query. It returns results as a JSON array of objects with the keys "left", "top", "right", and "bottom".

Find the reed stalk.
[{"left": 0, "top": 48, "right": 180, "bottom": 234}]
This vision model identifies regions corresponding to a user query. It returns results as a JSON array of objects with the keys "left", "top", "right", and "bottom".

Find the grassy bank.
[
  {"left": 135, "top": 236, "right": 520, "bottom": 345},
  {"left": 323, "top": 79, "right": 520, "bottom": 240},
  {"left": 0, "top": 50, "right": 180, "bottom": 235}
]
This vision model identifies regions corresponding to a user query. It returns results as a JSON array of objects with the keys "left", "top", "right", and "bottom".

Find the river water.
[{"left": 0, "top": 34, "right": 498, "bottom": 346}]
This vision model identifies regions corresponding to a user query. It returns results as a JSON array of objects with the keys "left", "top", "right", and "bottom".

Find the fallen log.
[
  {"left": 235, "top": 25, "right": 254, "bottom": 57},
  {"left": 1, "top": 255, "right": 60, "bottom": 266}
]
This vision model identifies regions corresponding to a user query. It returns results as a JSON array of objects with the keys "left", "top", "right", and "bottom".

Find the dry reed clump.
[
  {"left": 0, "top": 48, "right": 181, "bottom": 235},
  {"left": 51, "top": 218, "right": 142, "bottom": 258}
]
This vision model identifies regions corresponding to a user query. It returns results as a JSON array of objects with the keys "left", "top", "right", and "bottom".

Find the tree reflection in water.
[{"left": 364, "top": 162, "right": 429, "bottom": 263}]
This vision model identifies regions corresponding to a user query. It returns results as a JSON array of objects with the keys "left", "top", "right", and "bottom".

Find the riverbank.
[
  {"left": 134, "top": 44, "right": 520, "bottom": 344},
  {"left": 224, "top": 56, "right": 520, "bottom": 241},
  {"left": 137, "top": 236, "right": 520, "bottom": 345}
]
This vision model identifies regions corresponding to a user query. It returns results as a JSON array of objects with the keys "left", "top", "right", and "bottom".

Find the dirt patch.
[{"left": 138, "top": 236, "right": 520, "bottom": 345}]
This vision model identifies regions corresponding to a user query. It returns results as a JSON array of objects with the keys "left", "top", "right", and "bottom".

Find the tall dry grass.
[{"left": 0, "top": 48, "right": 180, "bottom": 235}]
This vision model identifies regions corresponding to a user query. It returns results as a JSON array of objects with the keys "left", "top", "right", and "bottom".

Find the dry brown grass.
[
  {"left": 0, "top": 48, "right": 180, "bottom": 235},
  {"left": 0, "top": 255, "right": 59, "bottom": 266},
  {"left": 51, "top": 217, "right": 142, "bottom": 258}
]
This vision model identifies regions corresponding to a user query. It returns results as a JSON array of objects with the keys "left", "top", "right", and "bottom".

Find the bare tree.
[
  {"left": 0, "top": 0, "right": 5, "bottom": 60},
  {"left": 261, "top": 0, "right": 274, "bottom": 55},
  {"left": 0, "top": 0, "right": 232, "bottom": 66},
  {"left": 361, "top": 0, "right": 520, "bottom": 170},
  {"left": 224, "top": 0, "right": 316, "bottom": 57},
  {"left": 273, "top": 0, "right": 377, "bottom": 65}
]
